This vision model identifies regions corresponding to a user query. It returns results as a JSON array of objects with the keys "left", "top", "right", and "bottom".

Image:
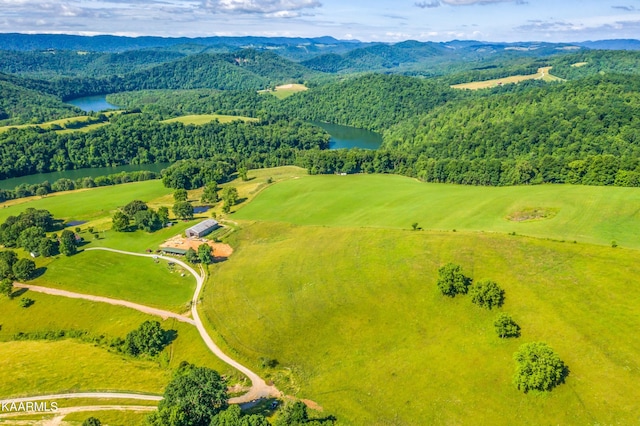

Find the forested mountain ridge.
[
  {"left": 0, "top": 49, "right": 187, "bottom": 78},
  {"left": 0, "top": 73, "right": 82, "bottom": 124}
]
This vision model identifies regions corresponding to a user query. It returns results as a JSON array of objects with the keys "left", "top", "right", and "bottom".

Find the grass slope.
[
  {"left": 233, "top": 174, "right": 640, "bottom": 249},
  {"left": 161, "top": 114, "right": 257, "bottom": 125},
  {"left": 0, "top": 180, "right": 171, "bottom": 223},
  {"left": 451, "top": 66, "right": 563, "bottom": 90},
  {"left": 0, "top": 292, "right": 237, "bottom": 398},
  {"left": 32, "top": 250, "right": 194, "bottom": 312},
  {"left": 0, "top": 115, "right": 110, "bottom": 134},
  {"left": 202, "top": 222, "right": 640, "bottom": 425}
]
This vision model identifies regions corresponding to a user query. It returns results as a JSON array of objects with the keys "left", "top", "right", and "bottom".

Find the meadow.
[
  {"left": 0, "top": 180, "right": 171, "bottom": 223},
  {"left": 32, "top": 249, "right": 194, "bottom": 312},
  {"left": 161, "top": 114, "right": 258, "bottom": 125},
  {"left": 233, "top": 173, "right": 640, "bottom": 249},
  {"left": 451, "top": 66, "right": 563, "bottom": 90},
  {"left": 0, "top": 291, "right": 239, "bottom": 398},
  {"left": 202, "top": 222, "right": 640, "bottom": 425},
  {"left": 264, "top": 83, "right": 309, "bottom": 99}
]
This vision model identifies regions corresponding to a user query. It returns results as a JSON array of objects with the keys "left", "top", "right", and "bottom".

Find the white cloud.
[{"left": 203, "top": 0, "right": 321, "bottom": 14}]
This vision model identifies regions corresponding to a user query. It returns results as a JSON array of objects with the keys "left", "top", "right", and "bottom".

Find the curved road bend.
[{"left": 86, "top": 247, "right": 279, "bottom": 403}]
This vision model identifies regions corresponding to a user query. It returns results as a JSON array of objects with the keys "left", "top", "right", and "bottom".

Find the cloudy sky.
[{"left": 1, "top": 0, "right": 639, "bottom": 42}]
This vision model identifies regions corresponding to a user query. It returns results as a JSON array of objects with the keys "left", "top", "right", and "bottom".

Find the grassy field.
[
  {"left": 233, "top": 173, "right": 640, "bottom": 250},
  {"left": 261, "top": 83, "right": 309, "bottom": 99},
  {"left": 161, "top": 114, "right": 258, "bottom": 125},
  {"left": 32, "top": 249, "right": 194, "bottom": 312},
  {"left": 0, "top": 292, "right": 239, "bottom": 398},
  {"left": 571, "top": 62, "right": 589, "bottom": 67},
  {"left": 451, "top": 66, "right": 563, "bottom": 90},
  {"left": 0, "top": 115, "right": 110, "bottom": 134},
  {"left": 202, "top": 222, "right": 640, "bottom": 425},
  {"left": 0, "top": 340, "right": 168, "bottom": 397},
  {"left": 0, "top": 180, "right": 171, "bottom": 224}
]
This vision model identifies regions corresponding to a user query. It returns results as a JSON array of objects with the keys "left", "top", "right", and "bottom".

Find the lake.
[
  {"left": 311, "top": 121, "right": 382, "bottom": 150},
  {"left": 0, "top": 163, "right": 171, "bottom": 190},
  {"left": 67, "top": 95, "right": 383, "bottom": 150},
  {"left": 67, "top": 95, "right": 119, "bottom": 112}
]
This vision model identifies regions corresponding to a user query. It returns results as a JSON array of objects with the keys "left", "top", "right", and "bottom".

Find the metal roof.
[{"left": 186, "top": 219, "right": 219, "bottom": 235}]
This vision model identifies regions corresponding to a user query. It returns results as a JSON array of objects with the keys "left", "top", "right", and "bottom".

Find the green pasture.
[
  {"left": 0, "top": 340, "right": 168, "bottom": 397},
  {"left": 32, "top": 250, "right": 194, "bottom": 312},
  {"left": 233, "top": 173, "right": 640, "bottom": 249},
  {"left": 161, "top": 114, "right": 257, "bottom": 125},
  {"left": 0, "top": 180, "right": 171, "bottom": 223},
  {"left": 202, "top": 222, "right": 640, "bottom": 425},
  {"left": 0, "top": 292, "right": 237, "bottom": 398}
]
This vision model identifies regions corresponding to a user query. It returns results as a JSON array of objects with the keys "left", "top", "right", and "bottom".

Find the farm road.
[
  {"left": 12, "top": 283, "right": 195, "bottom": 324},
  {"left": 12, "top": 247, "right": 278, "bottom": 406}
]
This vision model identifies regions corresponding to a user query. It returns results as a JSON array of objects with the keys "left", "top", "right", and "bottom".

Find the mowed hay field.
[
  {"left": 451, "top": 66, "right": 563, "bottom": 90},
  {"left": 202, "top": 222, "right": 640, "bottom": 425},
  {"left": 233, "top": 174, "right": 640, "bottom": 249},
  {"left": 0, "top": 292, "right": 238, "bottom": 398}
]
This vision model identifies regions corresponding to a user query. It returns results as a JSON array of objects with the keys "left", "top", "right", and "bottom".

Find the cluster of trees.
[
  {"left": 0, "top": 208, "right": 78, "bottom": 258},
  {"left": 147, "top": 362, "right": 335, "bottom": 426},
  {"left": 185, "top": 244, "right": 214, "bottom": 265},
  {"left": 0, "top": 251, "right": 36, "bottom": 282},
  {"left": 436, "top": 262, "right": 569, "bottom": 392},
  {"left": 112, "top": 200, "right": 169, "bottom": 232}
]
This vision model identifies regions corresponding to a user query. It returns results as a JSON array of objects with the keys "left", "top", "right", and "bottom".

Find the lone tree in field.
[
  {"left": 436, "top": 263, "right": 471, "bottom": 297},
  {"left": 147, "top": 362, "right": 228, "bottom": 426},
  {"left": 124, "top": 320, "right": 170, "bottom": 357},
  {"left": 470, "top": 280, "right": 505, "bottom": 309},
  {"left": 513, "top": 342, "right": 568, "bottom": 393},
  {"left": 494, "top": 313, "right": 520, "bottom": 338}
]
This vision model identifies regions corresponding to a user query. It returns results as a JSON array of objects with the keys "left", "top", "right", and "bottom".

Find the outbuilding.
[{"left": 185, "top": 219, "right": 219, "bottom": 238}]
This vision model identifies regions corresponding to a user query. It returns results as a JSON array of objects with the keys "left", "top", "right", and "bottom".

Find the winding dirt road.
[
  {"left": 7, "top": 247, "right": 278, "bottom": 409},
  {"left": 12, "top": 283, "right": 195, "bottom": 324}
]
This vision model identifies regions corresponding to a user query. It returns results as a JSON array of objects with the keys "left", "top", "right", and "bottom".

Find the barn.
[{"left": 185, "top": 219, "right": 219, "bottom": 238}]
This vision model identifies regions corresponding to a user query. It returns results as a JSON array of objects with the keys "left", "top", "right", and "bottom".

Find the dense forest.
[
  {"left": 3, "top": 35, "right": 640, "bottom": 191},
  {"left": 0, "top": 113, "right": 328, "bottom": 179}
]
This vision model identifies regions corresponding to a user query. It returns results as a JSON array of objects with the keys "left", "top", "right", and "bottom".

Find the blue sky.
[{"left": 1, "top": 0, "right": 639, "bottom": 42}]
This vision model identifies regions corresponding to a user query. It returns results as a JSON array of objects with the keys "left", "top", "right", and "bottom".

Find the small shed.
[{"left": 185, "top": 219, "right": 219, "bottom": 238}]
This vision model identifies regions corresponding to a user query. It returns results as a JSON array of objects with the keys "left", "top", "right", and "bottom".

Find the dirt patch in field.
[
  {"left": 160, "top": 235, "right": 233, "bottom": 258},
  {"left": 301, "top": 399, "right": 323, "bottom": 411},
  {"left": 507, "top": 207, "right": 559, "bottom": 222}
]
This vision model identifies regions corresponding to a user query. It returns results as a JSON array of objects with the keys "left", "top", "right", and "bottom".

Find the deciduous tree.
[{"left": 513, "top": 342, "right": 568, "bottom": 393}]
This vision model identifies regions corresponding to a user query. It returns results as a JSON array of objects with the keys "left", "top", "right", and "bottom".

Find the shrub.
[
  {"left": 19, "top": 297, "right": 34, "bottom": 308},
  {"left": 494, "top": 313, "right": 520, "bottom": 338}
]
